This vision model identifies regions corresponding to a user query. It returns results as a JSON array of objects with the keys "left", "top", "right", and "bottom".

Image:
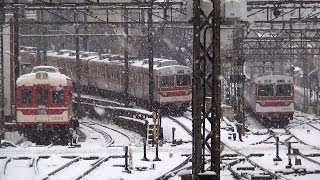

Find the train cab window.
[
  {"left": 160, "top": 76, "right": 174, "bottom": 87},
  {"left": 257, "top": 84, "right": 274, "bottom": 96},
  {"left": 21, "top": 88, "right": 32, "bottom": 104},
  {"left": 176, "top": 75, "right": 191, "bottom": 86},
  {"left": 276, "top": 84, "right": 292, "bottom": 96},
  {"left": 52, "top": 86, "right": 64, "bottom": 104},
  {"left": 36, "top": 88, "right": 48, "bottom": 105}
]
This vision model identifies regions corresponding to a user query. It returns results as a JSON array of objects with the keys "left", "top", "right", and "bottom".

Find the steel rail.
[
  {"left": 73, "top": 155, "right": 123, "bottom": 180},
  {"left": 80, "top": 122, "right": 114, "bottom": 147},
  {"left": 41, "top": 156, "right": 81, "bottom": 180}
]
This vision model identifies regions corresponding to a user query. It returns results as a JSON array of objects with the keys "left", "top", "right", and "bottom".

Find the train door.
[{"left": 35, "top": 85, "right": 49, "bottom": 122}]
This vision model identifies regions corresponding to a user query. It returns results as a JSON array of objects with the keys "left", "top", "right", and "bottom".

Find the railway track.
[
  {"left": 155, "top": 115, "right": 192, "bottom": 180},
  {"left": 221, "top": 118, "right": 287, "bottom": 179},
  {"left": 81, "top": 120, "right": 131, "bottom": 147},
  {"left": 1, "top": 156, "right": 38, "bottom": 180},
  {"left": 80, "top": 122, "right": 114, "bottom": 147},
  {"left": 12, "top": 92, "right": 320, "bottom": 179},
  {"left": 40, "top": 155, "right": 124, "bottom": 180},
  {"left": 234, "top": 113, "right": 320, "bottom": 178},
  {"left": 0, "top": 154, "right": 128, "bottom": 180},
  {"left": 77, "top": 94, "right": 124, "bottom": 107}
]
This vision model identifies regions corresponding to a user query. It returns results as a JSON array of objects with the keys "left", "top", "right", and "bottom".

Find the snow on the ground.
[{"left": 2, "top": 111, "right": 320, "bottom": 179}]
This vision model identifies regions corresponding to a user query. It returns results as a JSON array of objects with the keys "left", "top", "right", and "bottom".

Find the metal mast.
[
  {"left": 193, "top": 0, "right": 221, "bottom": 178},
  {"left": 148, "top": 2, "right": 154, "bottom": 112},
  {"left": 0, "top": 1, "right": 4, "bottom": 131}
]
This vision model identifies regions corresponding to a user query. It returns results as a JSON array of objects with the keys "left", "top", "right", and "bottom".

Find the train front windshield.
[
  {"left": 276, "top": 84, "right": 292, "bottom": 96},
  {"left": 160, "top": 76, "right": 174, "bottom": 87},
  {"left": 176, "top": 75, "right": 191, "bottom": 86},
  {"left": 37, "top": 88, "right": 48, "bottom": 105},
  {"left": 257, "top": 84, "right": 274, "bottom": 96},
  {"left": 52, "top": 87, "right": 64, "bottom": 104}
]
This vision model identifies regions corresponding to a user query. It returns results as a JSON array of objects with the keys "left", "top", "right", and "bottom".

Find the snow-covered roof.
[
  {"left": 130, "top": 58, "right": 191, "bottom": 73},
  {"left": 16, "top": 71, "right": 71, "bottom": 86},
  {"left": 253, "top": 74, "right": 293, "bottom": 84},
  {"left": 31, "top": 66, "right": 60, "bottom": 73}
]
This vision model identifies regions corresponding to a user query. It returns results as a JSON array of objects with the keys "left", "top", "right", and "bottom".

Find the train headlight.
[
  {"left": 36, "top": 73, "right": 41, "bottom": 79},
  {"left": 36, "top": 72, "right": 49, "bottom": 79}
]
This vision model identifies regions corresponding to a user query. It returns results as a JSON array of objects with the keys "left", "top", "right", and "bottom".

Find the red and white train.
[
  {"left": 244, "top": 73, "right": 294, "bottom": 126},
  {"left": 24, "top": 49, "right": 192, "bottom": 112},
  {"left": 16, "top": 66, "right": 74, "bottom": 144}
]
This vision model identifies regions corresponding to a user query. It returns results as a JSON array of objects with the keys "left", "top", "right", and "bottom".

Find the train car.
[
  {"left": 26, "top": 49, "right": 192, "bottom": 112},
  {"left": 16, "top": 66, "right": 73, "bottom": 144},
  {"left": 129, "top": 58, "right": 192, "bottom": 111},
  {"left": 244, "top": 73, "right": 294, "bottom": 127},
  {"left": 85, "top": 56, "right": 192, "bottom": 111}
]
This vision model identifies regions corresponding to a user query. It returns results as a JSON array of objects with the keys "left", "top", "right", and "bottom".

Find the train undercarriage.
[
  {"left": 18, "top": 124, "right": 70, "bottom": 145},
  {"left": 82, "top": 85, "right": 190, "bottom": 115},
  {"left": 256, "top": 113, "right": 293, "bottom": 128}
]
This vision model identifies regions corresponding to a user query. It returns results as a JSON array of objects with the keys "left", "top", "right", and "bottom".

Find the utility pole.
[
  {"left": 192, "top": 0, "right": 202, "bottom": 177},
  {"left": 0, "top": 0, "right": 4, "bottom": 132},
  {"left": 124, "top": 8, "right": 129, "bottom": 106},
  {"left": 148, "top": 2, "right": 154, "bottom": 112},
  {"left": 13, "top": 5, "right": 19, "bottom": 122},
  {"left": 42, "top": 26, "right": 47, "bottom": 65},
  {"left": 193, "top": 0, "right": 221, "bottom": 179},
  {"left": 36, "top": 9, "right": 41, "bottom": 65},
  {"left": 83, "top": 13, "right": 88, "bottom": 51},
  {"left": 74, "top": 12, "right": 81, "bottom": 109},
  {"left": 211, "top": 0, "right": 222, "bottom": 175},
  {"left": 303, "top": 49, "right": 308, "bottom": 113},
  {"left": 232, "top": 25, "right": 246, "bottom": 130}
]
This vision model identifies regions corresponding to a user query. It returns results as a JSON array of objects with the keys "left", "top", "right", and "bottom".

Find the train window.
[
  {"left": 160, "top": 76, "right": 174, "bottom": 87},
  {"left": 81, "top": 54, "right": 89, "bottom": 58},
  {"left": 21, "top": 88, "right": 32, "bottom": 104},
  {"left": 112, "top": 71, "right": 115, "bottom": 79},
  {"left": 276, "top": 84, "right": 292, "bottom": 96},
  {"left": 257, "top": 84, "right": 274, "bottom": 96},
  {"left": 36, "top": 88, "right": 48, "bottom": 105},
  {"left": 140, "top": 74, "right": 143, "bottom": 84},
  {"left": 52, "top": 86, "right": 64, "bottom": 104},
  {"left": 176, "top": 75, "right": 191, "bottom": 86},
  {"left": 96, "top": 67, "right": 99, "bottom": 77}
]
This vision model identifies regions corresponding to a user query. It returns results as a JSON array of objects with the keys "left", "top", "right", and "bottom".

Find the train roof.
[
  {"left": 130, "top": 58, "right": 192, "bottom": 74},
  {"left": 16, "top": 71, "right": 71, "bottom": 86},
  {"left": 34, "top": 49, "right": 192, "bottom": 74},
  {"left": 31, "top": 66, "right": 60, "bottom": 73},
  {"left": 80, "top": 52, "right": 99, "bottom": 59},
  {"left": 252, "top": 74, "right": 293, "bottom": 84}
]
